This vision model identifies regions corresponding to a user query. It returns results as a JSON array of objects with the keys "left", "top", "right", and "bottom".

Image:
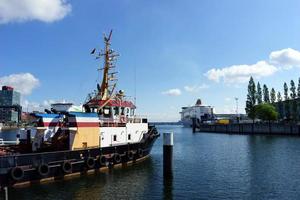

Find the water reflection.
[
  {"left": 163, "top": 177, "right": 173, "bottom": 200},
  {"left": 4, "top": 126, "right": 300, "bottom": 199}
]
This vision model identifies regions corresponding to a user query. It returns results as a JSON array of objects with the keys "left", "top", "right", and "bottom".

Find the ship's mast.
[{"left": 94, "top": 30, "right": 119, "bottom": 101}]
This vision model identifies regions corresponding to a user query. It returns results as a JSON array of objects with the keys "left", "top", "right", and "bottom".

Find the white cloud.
[
  {"left": 0, "top": 0, "right": 71, "bottom": 24},
  {"left": 269, "top": 48, "right": 300, "bottom": 69},
  {"left": 0, "top": 73, "right": 40, "bottom": 95},
  {"left": 205, "top": 61, "right": 278, "bottom": 83},
  {"left": 225, "top": 97, "right": 231, "bottom": 102},
  {"left": 184, "top": 84, "right": 209, "bottom": 92},
  {"left": 205, "top": 48, "right": 300, "bottom": 84},
  {"left": 162, "top": 88, "right": 181, "bottom": 96}
]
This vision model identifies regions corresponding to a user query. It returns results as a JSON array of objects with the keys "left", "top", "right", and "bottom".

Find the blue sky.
[{"left": 1, "top": 0, "right": 300, "bottom": 121}]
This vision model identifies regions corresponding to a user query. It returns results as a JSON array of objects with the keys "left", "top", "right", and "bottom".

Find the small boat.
[{"left": 0, "top": 30, "right": 159, "bottom": 188}]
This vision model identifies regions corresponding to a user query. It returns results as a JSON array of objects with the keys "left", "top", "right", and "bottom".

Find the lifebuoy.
[
  {"left": 99, "top": 155, "right": 107, "bottom": 166},
  {"left": 138, "top": 149, "right": 143, "bottom": 158},
  {"left": 114, "top": 153, "right": 121, "bottom": 163},
  {"left": 37, "top": 163, "right": 49, "bottom": 176},
  {"left": 86, "top": 157, "right": 95, "bottom": 169},
  {"left": 127, "top": 151, "right": 134, "bottom": 160},
  {"left": 62, "top": 161, "right": 72, "bottom": 174},
  {"left": 10, "top": 167, "right": 24, "bottom": 181}
]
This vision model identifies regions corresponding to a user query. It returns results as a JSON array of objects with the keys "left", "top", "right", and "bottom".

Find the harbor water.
[{"left": 2, "top": 125, "right": 300, "bottom": 199}]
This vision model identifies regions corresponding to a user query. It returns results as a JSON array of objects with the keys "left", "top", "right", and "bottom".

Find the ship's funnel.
[{"left": 195, "top": 99, "right": 202, "bottom": 105}]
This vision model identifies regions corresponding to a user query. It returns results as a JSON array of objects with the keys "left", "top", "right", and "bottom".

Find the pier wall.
[{"left": 197, "top": 123, "right": 300, "bottom": 136}]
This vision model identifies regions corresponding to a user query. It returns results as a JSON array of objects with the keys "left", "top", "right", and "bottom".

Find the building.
[{"left": 0, "top": 86, "right": 22, "bottom": 123}]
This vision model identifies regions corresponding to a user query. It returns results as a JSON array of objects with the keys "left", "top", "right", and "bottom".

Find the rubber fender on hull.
[
  {"left": 10, "top": 167, "right": 24, "bottom": 181},
  {"left": 127, "top": 151, "right": 134, "bottom": 160},
  {"left": 37, "top": 163, "right": 50, "bottom": 177},
  {"left": 62, "top": 161, "right": 72, "bottom": 174},
  {"left": 138, "top": 149, "right": 143, "bottom": 158},
  {"left": 86, "top": 157, "right": 95, "bottom": 169},
  {"left": 99, "top": 155, "right": 107, "bottom": 166},
  {"left": 114, "top": 153, "right": 121, "bottom": 163}
]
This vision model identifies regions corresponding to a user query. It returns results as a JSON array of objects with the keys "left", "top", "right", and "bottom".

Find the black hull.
[{"left": 0, "top": 129, "right": 159, "bottom": 188}]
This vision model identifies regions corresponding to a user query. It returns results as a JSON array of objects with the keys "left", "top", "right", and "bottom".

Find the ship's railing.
[
  {"left": 127, "top": 115, "right": 148, "bottom": 123},
  {"left": 98, "top": 115, "right": 148, "bottom": 126},
  {"left": 0, "top": 138, "right": 19, "bottom": 146}
]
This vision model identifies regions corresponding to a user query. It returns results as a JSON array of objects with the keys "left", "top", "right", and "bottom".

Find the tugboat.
[{"left": 0, "top": 30, "right": 159, "bottom": 188}]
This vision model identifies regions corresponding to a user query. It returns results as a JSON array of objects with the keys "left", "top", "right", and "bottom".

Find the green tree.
[
  {"left": 297, "top": 77, "right": 300, "bottom": 98},
  {"left": 245, "top": 77, "right": 256, "bottom": 120},
  {"left": 290, "top": 80, "right": 296, "bottom": 99},
  {"left": 297, "top": 78, "right": 300, "bottom": 121},
  {"left": 283, "top": 82, "right": 290, "bottom": 120},
  {"left": 277, "top": 91, "right": 283, "bottom": 119},
  {"left": 277, "top": 92, "right": 282, "bottom": 102},
  {"left": 263, "top": 84, "right": 270, "bottom": 103},
  {"left": 290, "top": 80, "right": 297, "bottom": 121},
  {"left": 256, "top": 82, "right": 262, "bottom": 104},
  {"left": 255, "top": 103, "right": 278, "bottom": 122},
  {"left": 284, "top": 82, "right": 289, "bottom": 100},
  {"left": 270, "top": 88, "right": 276, "bottom": 104}
]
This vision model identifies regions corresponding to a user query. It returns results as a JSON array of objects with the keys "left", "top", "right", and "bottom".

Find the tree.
[
  {"left": 255, "top": 103, "right": 278, "bottom": 122},
  {"left": 277, "top": 91, "right": 283, "bottom": 119},
  {"left": 270, "top": 88, "right": 276, "bottom": 104},
  {"left": 277, "top": 92, "right": 282, "bottom": 102},
  {"left": 290, "top": 80, "right": 297, "bottom": 121},
  {"left": 290, "top": 80, "right": 296, "bottom": 99},
  {"left": 283, "top": 82, "right": 290, "bottom": 120},
  {"left": 256, "top": 82, "right": 262, "bottom": 104},
  {"left": 297, "top": 77, "right": 300, "bottom": 98},
  {"left": 297, "top": 78, "right": 300, "bottom": 121},
  {"left": 263, "top": 84, "right": 270, "bottom": 103},
  {"left": 245, "top": 77, "right": 256, "bottom": 120},
  {"left": 284, "top": 82, "right": 289, "bottom": 100}
]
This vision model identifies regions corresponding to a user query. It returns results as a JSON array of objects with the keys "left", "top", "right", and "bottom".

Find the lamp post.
[{"left": 235, "top": 97, "right": 239, "bottom": 123}]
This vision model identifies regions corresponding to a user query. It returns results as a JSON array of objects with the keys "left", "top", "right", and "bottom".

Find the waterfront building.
[{"left": 0, "top": 86, "right": 22, "bottom": 123}]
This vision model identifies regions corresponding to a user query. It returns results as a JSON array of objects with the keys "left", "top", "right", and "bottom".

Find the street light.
[{"left": 235, "top": 97, "right": 240, "bottom": 123}]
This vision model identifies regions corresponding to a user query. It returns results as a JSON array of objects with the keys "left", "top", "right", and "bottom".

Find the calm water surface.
[{"left": 2, "top": 125, "right": 300, "bottom": 200}]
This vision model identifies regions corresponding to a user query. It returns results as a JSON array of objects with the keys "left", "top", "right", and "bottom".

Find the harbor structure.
[{"left": 0, "top": 86, "right": 21, "bottom": 124}]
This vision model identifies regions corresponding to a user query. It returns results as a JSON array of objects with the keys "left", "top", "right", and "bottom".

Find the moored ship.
[
  {"left": 180, "top": 99, "right": 214, "bottom": 127},
  {"left": 0, "top": 31, "right": 159, "bottom": 188}
]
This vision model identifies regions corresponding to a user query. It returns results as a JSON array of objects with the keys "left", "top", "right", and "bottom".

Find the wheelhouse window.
[
  {"left": 121, "top": 107, "right": 125, "bottom": 115},
  {"left": 128, "top": 134, "right": 131, "bottom": 140},
  {"left": 113, "top": 107, "right": 120, "bottom": 116},
  {"left": 113, "top": 135, "right": 117, "bottom": 141},
  {"left": 130, "top": 109, "right": 135, "bottom": 116},
  {"left": 103, "top": 107, "right": 112, "bottom": 118}
]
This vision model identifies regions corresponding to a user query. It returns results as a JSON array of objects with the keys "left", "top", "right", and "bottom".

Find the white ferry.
[{"left": 180, "top": 99, "right": 214, "bottom": 127}]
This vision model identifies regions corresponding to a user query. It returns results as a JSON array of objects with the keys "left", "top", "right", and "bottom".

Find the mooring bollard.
[{"left": 163, "top": 132, "right": 173, "bottom": 179}]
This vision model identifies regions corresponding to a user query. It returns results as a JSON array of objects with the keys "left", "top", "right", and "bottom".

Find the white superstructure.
[{"left": 180, "top": 99, "right": 214, "bottom": 127}]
